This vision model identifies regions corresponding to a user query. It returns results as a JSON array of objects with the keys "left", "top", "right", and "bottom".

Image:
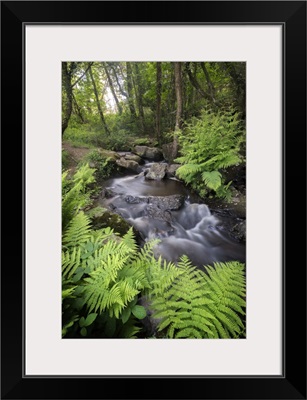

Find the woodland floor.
[{"left": 62, "top": 141, "right": 91, "bottom": 173}]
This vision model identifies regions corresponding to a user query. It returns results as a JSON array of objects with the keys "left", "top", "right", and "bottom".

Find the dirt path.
[
  {"left": 62, "top": 141, "right": 92, "bottom": 174},
  {"left": 62, "top": 141, "right": 91, "bottom": 162}
]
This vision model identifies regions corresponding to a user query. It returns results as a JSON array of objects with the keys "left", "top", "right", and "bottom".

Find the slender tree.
[
  {"left": 102, "top": 63, "right": 122, "bottom": 114},
  {"left": 72, "top": 92, "right": 86, "bottom": 123},
  {"left": 110, "top": 64, "right": 128, "bottom": 98},
  {"left": 185, "top": 62, "right": 216, "bottom": 104},
  {"left": 172, "top": 62, "right": 183, "bottom": 159},
  {"left": 125, "top": 62, "right": 137, "bottom": 118},
  {"left": 221, "top": 62, "right": 246, "bottom": 117},
  {"left": 62, "top": 62, "right": 76, "bottom": 135},
  {"left": 88, "top": 65, "right": 110, "bottom": 134},
  {"left": 156, "top": 62, "right": 162, "bottom": 144},
  {"left": 133, "top": 63, "right": 146, "bottom": 134},
  {"left": 200, "top": 62, "right": 216, "bottom": 102},
  {"left": 174, "top": 62, "right": 183, "bottom": 131}
]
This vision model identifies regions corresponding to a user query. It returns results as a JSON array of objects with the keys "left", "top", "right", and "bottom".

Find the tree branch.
[{"left": 71, "top": 62, "right": 94, "bottom": 88}]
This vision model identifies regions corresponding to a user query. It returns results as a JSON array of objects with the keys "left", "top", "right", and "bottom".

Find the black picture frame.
[{"left": 1, "top": 1, "right": 306, "bottom": 399}]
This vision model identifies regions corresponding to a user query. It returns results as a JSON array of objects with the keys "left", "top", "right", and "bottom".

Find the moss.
[{"left": 91, "top": 210, "right": 132, "bottom": 237}]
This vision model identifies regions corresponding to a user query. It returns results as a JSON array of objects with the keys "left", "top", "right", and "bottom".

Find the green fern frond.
[
  {"left": 72, "top": 163, "right": 96, "bottom": 186},
  {"left": 121, "top": 228, "right": 139, "bottom": 253},
  {"left": 217, "top": 151, "right": 241, "bottom": 169},
  {"left": 201, "top": 171, "right": 222, "bottom": 191},
  {"left": 150, "top": 257, "right": 246, "bottom": 339},
  {"left": 176, "top": 164, "right": 202, "bottom": 183},
  {"left": 62, "top": 164, "right": 96, "bottom": 230},
  {"left": 62, "top": 246, "right": 82, "bottom": 278},
  {"left": 63, "top": 212, "right": 92, "bottom": 248},
  {"left": 145, "top": 257, "right": 182, "bottom": 297}
]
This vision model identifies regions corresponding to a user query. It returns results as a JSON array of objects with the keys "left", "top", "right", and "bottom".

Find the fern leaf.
[
  {"left": 201, "top": 170, "right": 222, "bottom": 191},
  {"left": 62, "top": 247, "right": 82, "bottom": 278},
  {"left": 63, "top": 212, "right": 92, "bottom": 248},
  {"left": 151, "top": 257, "right": 246, "bottom": 339},
  {"left": 176, "top": 164, "right": 202, "bottom": 183}
]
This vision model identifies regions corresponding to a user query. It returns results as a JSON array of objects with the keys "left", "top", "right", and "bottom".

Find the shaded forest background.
[{"left": 62, "top": 61, "right": 245, "bottom": 155}]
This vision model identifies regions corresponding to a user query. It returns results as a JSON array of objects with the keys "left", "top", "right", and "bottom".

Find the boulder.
[
  {"left": 91, "top": 210, "right": 133, "bottom": 237},
  {"left": 148, "top": 194, "right": 185, "bottom": 210},
  {"left": 162, "top": 142, "right": 178, "bottom": 164},
  {"left": 166, "top": 164, "right": 181, "bottom": 178},
  {"left": 98, "top": 149, "right": 120, "bottom": 161},
  {"left": 124, "top": 195, "right": 148, "bottom": 204},
  {"left": 101, "top": 187, "right": 119, "bottom": 199},
  {"left": 124, "top": 154, "right": 143, "bottom": 164},
  {"left": 116, "top": 157, "right": 140, "bottom": 172},
  {"left": 230, "top": 220, "right": 246, "bottom": 242},
  {"left": 144, "top": 205, "right": 172, "bottom": 223},
  {"left": 134, "top": 145, "right": 163, "bottom": 161},
  {"left": 124, "top": 194, "right": 184, "bottom": 210},
  {"left": 227, "top": 187, "right": 246, "bottom": 219},
  {"left": 145, "top": 163, "right": 167, "bottom": 180}
]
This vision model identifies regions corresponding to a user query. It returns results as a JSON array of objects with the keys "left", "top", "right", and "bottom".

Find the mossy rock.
[
  {"left": 98, "top": 149, "right": 120, "bottom": 161},
  {"left": 91, "top": 210, "right": 134, "bottom": 237}
]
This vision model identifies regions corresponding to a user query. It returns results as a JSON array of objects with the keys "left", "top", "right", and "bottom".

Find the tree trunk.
[
  {"left": 156, "top": 62, "right": 162, "bottom": 145},
  {"left": 174, "top": 62, "right": 183, "bottom": 131},
  {"left": 62, "top": 62, "right": 73, "bottom": 136},
  {"left": 134, "top": 63, "right": 146, "bottom": 135},
  {"left": 200, "top": 62, "right": 216, "bottom": 101},
  {"left": 173, "top": 62, "right": 183, "bottom": 160},
  {"left": 102, "top": 62, "right": 122, "bottom": 114},
  {"left": 72, "top": 92, "right": 86, "bottom": 123},
  {"left": 111, "top": 64, "right": 128, "bottom": 97},
  {"left": 88, "top": 65, "right": 110, "bottom": 134},
  {"left": 185, "top": 62, "right": 216, "bottom": 104},
  {"left": 126, "top": 62, "right": 137, "bottom": 118},
  {"left": 71, "top": 62, "right": 93, "bottom": 88},
  {"left": 221, "top": 62, "right": 246, "bottom": 118}
]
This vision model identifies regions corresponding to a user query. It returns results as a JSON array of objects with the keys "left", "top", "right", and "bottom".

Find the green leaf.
[
  {"left": 121, "top": 307, "right": 132, "bottom": 324},
  {"left": 84, "top": 313, "right": 97, "bottom": 327},
  {"left": 81, "top": 252, "right": 91, "bottom": 260},
  {"left": 201, "top": 170, "right": 222, "bottom": 191},
  {"left": 72, "top": 270, "right": 84, "bottom": 282},
  {"left": 80, "top": 327, "right": 87, "bottom": 337},
  {"left": 79, "top": 317, "right": 85, "bottom": 327},
  {"left": 74, "top": 286, "right": 85, "bottom": 296},
  {"left": 73, "top": 298, "right": 86, "bottom": 310},
  {"left": 130, "top": 296, "right": 138, "bottom": 308},
  {"left": 131, "top": 305, "right": 147, "bottom": 320},
  {"left": 85, "top": 241, "right": 94, "bottom": 253}
]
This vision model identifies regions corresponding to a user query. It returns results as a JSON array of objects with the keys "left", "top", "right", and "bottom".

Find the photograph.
[
  {"left": 61, "top": 61, "right": 247, "bottom": 339},
  {"left": 1, "top": 0, "right": 306, "bottom": 398}
]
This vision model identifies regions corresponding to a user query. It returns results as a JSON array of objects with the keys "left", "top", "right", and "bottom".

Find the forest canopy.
[{"left": 62, "top": 61, "right": 245, "bottom": 150}]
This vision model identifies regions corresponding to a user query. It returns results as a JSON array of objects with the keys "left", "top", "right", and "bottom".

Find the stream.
[{"left": 98, "top": 160, "right": 245, "bottom": 269}]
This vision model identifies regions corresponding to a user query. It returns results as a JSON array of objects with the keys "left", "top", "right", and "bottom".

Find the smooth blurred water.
[{"left": 100, "top": 170, "right": 245, "bottom": 268}]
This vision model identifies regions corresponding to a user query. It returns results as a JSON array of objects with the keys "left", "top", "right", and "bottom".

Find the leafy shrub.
[
  {"left": 80, "top": 149, "right": 117, "bottom": 180},
  {"left": 63, "top": 126, "right": 101, "bottom": 148},
  {"left": 102, "top": 129, "right": 133, "bottom": 151},
  {"left": 62, "top": 215, "right": 179, "bottom": 338},
  {"left": 62, "top": 163, "right": 96, "bottom": 230},
  {"left": 175, "top": 108, "right": 245, "bottom": 199}
]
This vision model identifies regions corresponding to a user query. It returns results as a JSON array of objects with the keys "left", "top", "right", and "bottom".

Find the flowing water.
[{"left": 99, "top": 162, "right": 245, "bottom": 268}]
